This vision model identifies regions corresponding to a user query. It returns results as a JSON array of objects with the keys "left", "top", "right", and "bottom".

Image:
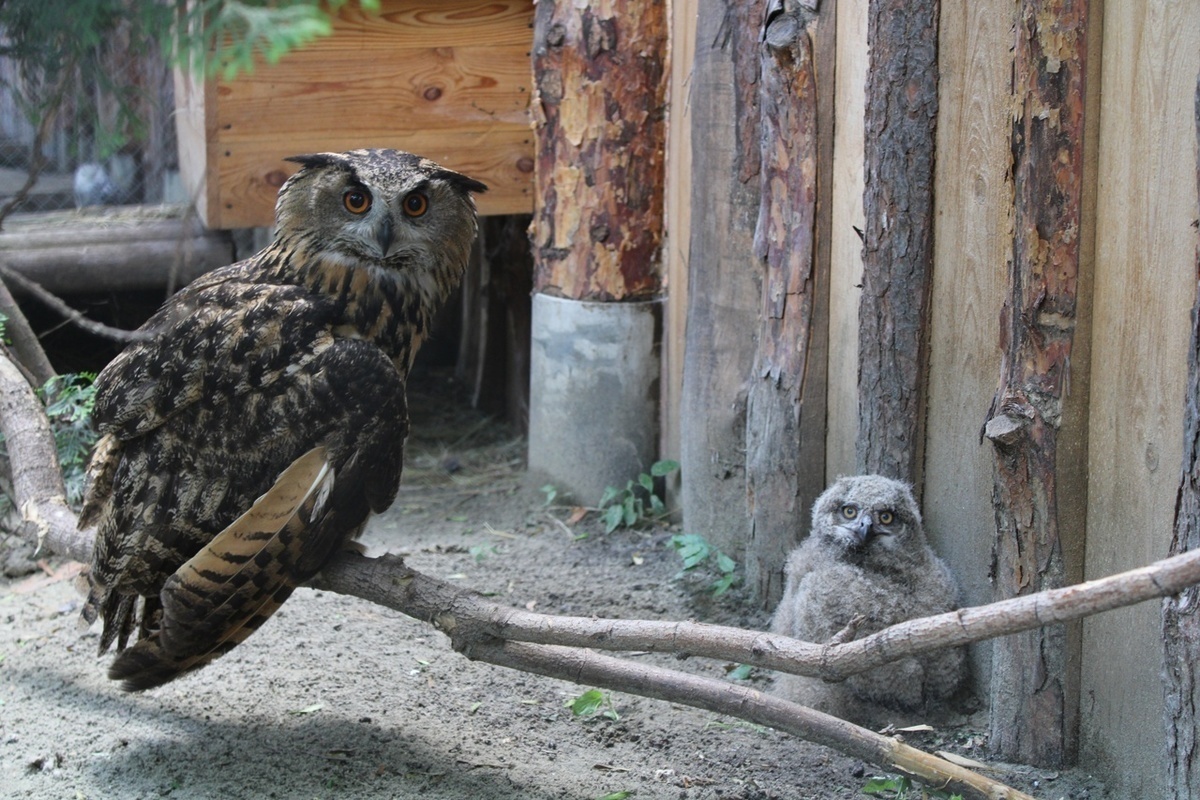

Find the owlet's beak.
[
  {"left": 374, "top": 215, "right": 395, "bottom": 257},
  {"left": 847, "top": 515, "right": 874, "bottom": 547}
]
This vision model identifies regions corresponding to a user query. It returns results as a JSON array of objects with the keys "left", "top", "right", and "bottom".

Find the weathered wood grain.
[
  {"left": 678, "top": 0, "right": 763, "bottom": 557},
  {"left": 1080, "top": 2, "right": 1199, "bottom": 794}
]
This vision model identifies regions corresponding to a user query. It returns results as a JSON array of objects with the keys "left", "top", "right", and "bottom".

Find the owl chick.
[
  {"left": 770, "top": 475, "right": 967, "bottom": 720},
  {"left": 78, "top": 149, "right": 486, "bottom": 691}
]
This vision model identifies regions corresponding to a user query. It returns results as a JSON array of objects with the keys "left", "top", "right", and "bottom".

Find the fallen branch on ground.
[{"left": 9, "top": 343, "right": 1189, "bottom": 799}]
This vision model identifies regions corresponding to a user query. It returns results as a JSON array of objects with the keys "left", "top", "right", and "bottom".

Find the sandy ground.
[{"left": 1, "top": 375, "right": 1111, "bottom": 800}]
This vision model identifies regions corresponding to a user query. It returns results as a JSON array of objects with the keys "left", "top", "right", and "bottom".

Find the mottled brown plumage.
[{"left": 79, "top": 149, "right": 486, "bottom": 690}]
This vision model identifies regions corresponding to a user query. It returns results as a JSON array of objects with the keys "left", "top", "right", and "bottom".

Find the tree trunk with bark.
[
  {"left": 530, "top": 0, "right": 667, "bottom": 301},
  {"left": 743, "top": 1, "right": 830, "bottom": 607},
  {"left": 983, "top": 0, "right": 1089, "bottom": 769},
  {"left": 1163, "top": 71, "right": 1200, "bottom": 799},
  {"left": 679, "top": 0, "right": 764, "bottom": 557},
  {"left": 855, "top": 0, "right": 939, "bottom": 483}
]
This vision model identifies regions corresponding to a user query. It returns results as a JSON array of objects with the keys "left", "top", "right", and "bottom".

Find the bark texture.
[
  {"left": 744, "top": 3, "right": 827, "bottom": 607},
  {"left": 984, "top": 0, "right": 1089, "bottom": 768},
  {"left": 531, "top": 0, "right": 668, "bottom": 301},
  {"left": 1163, "top": 71, "right": 1200, "bottom": 799},
  {"left": 678, "top": 0, "right": 764, "bottom": 556},
  {"left": 855, "top": 0, "right": 939, "bottom": 482}
]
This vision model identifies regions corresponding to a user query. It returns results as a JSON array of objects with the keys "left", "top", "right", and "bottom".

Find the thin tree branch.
[{"left": 0, "top": 265, "right": 150, "bottom": 344}]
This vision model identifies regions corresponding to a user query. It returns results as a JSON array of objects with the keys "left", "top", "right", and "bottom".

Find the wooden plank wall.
[
  {"left": 1080, "top": 2, "right": 1200, "bottom": 794},
  {"left": 668, "top": 0, "right": 1200, "bottom": 791},
  {"left": 177, "top": 0, "right": 535, "bottom": 228}
]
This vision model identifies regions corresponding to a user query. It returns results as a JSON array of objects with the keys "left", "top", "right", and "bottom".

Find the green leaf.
[
  {"left": 622, "top": 496, "right": 637, "bottom": 526},
  {"left": 710, "top": 572, "right": 738, "bottom": 596},
  {"left": 861, "top": 775, "right": 910, "bottom": 795},
  {"left": 715, "top": 552, "right": 737, "bottom": 574},
  {"left": 603, "top": 504, "right": 624, "bottom": 534},
  {"left": 638, "top": 472, "right": 654, "bottom": 492},
  {"left": 649, "top": 494, "right": 665, "bottom": 514},
  {"left": 595, "top": 792, "right": 633, "bottom": 800},
  {"left": 540, "top": 484, "right": 557, "bottom": 507},
  {"left": 567, "top": 689, "right": 605, "bottom": 717},
  {"left": 727, "top": 663, "right": 753, "bottom": 681},
  {"left": 598, "top": 486, "right": 621, "bottom": 508},
  {"left": 650, "top": 459, "right": 680, "bottom": 477}
]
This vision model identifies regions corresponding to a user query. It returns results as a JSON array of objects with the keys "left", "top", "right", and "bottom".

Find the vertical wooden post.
[
  {"left": 743, "top": 1, "right": 831, "bottom": 606},
  {"left": 531, "top": 0, "right": 667, "bottom": 302},
  {"left": 983, "top": 0, "right": 1089, "bottom": 768},
  {"left": 678, "top": 0, "right": 764, "bottom": 556},
  {"left": 855, "top": 0, "right": 939, "bottom": 482},
  {"left": 1163, "top": 72, "right": 1200, "bottom": 800},
  {"left": 528, "top": 0, "right": 668, "bottom": 502}
]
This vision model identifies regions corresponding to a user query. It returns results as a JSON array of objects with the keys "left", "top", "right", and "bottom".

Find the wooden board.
[
  {"left": 662, "top": 0, "right": 697, "bottom": 469},
  {"left": 175, "top": 0, "right": 535, "bottom": 228},
  {"left": 1079, "top": 1, "right": 1200, "bottom": 794},
  {"left": 824, "top": 0, "right": 867, "bottom": 480},
  {"left": 921, "top": 0, "right": 1012, "bottom": 694}
]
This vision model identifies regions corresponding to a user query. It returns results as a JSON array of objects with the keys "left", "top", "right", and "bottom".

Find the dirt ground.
[{"left": 1, "top": 373, "right": 1112, "bottom": 800}]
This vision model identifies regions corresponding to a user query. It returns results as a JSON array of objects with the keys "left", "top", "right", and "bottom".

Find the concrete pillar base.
[{"left": 527, "top": 293, "right": 662, "bottom": 505}]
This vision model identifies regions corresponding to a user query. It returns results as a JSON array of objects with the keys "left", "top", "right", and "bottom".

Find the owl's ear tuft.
[
  {"left": 432, "top": 169, "right": 488, "bottom": 196},
  {"left": 285, "top": 153, "right": 350, "bottom": 171}
]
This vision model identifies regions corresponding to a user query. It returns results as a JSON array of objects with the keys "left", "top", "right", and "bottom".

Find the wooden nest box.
[{"left": 174, "top": 0, "right": 535, "bottom": 230}]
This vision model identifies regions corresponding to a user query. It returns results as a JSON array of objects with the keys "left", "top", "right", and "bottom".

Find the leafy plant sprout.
[{"left": 596, "top": 459, "right": 678, "bottom": 533}]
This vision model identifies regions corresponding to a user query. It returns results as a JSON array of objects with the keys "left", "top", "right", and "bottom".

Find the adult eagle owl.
[
  {"left": 770, "top": 475, "right": 967, "bottom": 720},
  {"left": 78, "top": 149, "right": 486, "bottom": 690}
]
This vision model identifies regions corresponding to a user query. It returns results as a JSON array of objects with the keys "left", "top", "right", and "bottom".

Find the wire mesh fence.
[{"left": 0, "top": 36, "right": 179, "bottom": 215}]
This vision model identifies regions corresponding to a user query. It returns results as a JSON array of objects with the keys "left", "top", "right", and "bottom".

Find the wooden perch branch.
[{"left": 0, "top": 351, "right": 1038, "bottom": 800}]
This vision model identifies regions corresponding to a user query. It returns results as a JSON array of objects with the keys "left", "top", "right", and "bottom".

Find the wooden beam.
[
  {"left": 983, "top": 0, "right": 1090, "bottom": 769},
  {"left": 855, "top": 0, "right": 939, "bottom": 483},
  {"left": 743, "top": 2, "right": 831, "bottom": 607},
  {"left": 678, "top": 0, "right": 764, "bottom": 557}
]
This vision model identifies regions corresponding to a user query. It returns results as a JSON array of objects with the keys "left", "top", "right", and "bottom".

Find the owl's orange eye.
[
  {"left": 840, "top": 504, "right": 858, "bottom": 520},
  {"left": 343, "top": 188, "right": 371, "bottom": 214},
  {"left": 402, "top": 191, "right": 428, "bottom": 217},
  {"left": 877, "top": 510, "right": 895, "bottom": 525}
]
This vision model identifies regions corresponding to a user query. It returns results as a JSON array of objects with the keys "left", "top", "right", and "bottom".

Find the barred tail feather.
[{"left": 108, "top": 447, "right": 332, "bottom": 691}]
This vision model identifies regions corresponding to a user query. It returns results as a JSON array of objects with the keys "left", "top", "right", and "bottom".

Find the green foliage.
[
  {"left": 540, "top": 483, "right": 558, "bottom": 507},
  {"left": 668, "top": 533, "right": 739, "bottom": 596},
  {"left": 595, "top": 792, "right": 633, "bottom": 800},
  {"left": 39, "top": 373, "right": 98, "bottom": 507},
  {"left": 862, "top": 775, "right": 963, "bottom": 800},
  {"left": 597, "top": 459, "right": 678, "bottom": 534},
  {"left": 565, "top": 689, "right": 619, "bottom": 722}
]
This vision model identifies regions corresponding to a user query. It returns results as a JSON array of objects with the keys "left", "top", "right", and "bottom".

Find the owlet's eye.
[
  {"left": 343, "top": 188, "right": 372, "bottom": 214},
  {"left": 402, "top": 191, "right": 429, "bottom": 217},
  {"left": 840, "top": 504, "right": 858, "bottom": 520},
  {"left": 877, "top": 510, "right": 896, "bottom": 525}
]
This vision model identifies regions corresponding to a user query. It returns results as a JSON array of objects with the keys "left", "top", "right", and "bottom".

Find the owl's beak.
[
  {"left": 847, "top": 515, "right": 874, "bottom": 547},
  {"left": 374, "top": 216, "right": 395, "bottom": 257}
]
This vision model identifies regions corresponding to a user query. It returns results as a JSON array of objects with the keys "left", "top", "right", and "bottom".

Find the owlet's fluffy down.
[{"left": 770, "top": 475, "right": 968, "bottom": 723}]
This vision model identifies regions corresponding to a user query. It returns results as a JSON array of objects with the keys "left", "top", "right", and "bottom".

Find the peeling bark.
[
  {"left": 856, "top": 0, "right": 939, "bottom": 482},
  {"left": 744, "top": 5, "right": 825, "bottom": 607},
  {"left": 531, "top": 0, "right": 668, "bottom": 301},
  {"left": 984, "top": 0, "right": 1089, "bottom": 769},
  {"left": 1163, "top": 72, "right": 1200, "bottom": 800}
]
